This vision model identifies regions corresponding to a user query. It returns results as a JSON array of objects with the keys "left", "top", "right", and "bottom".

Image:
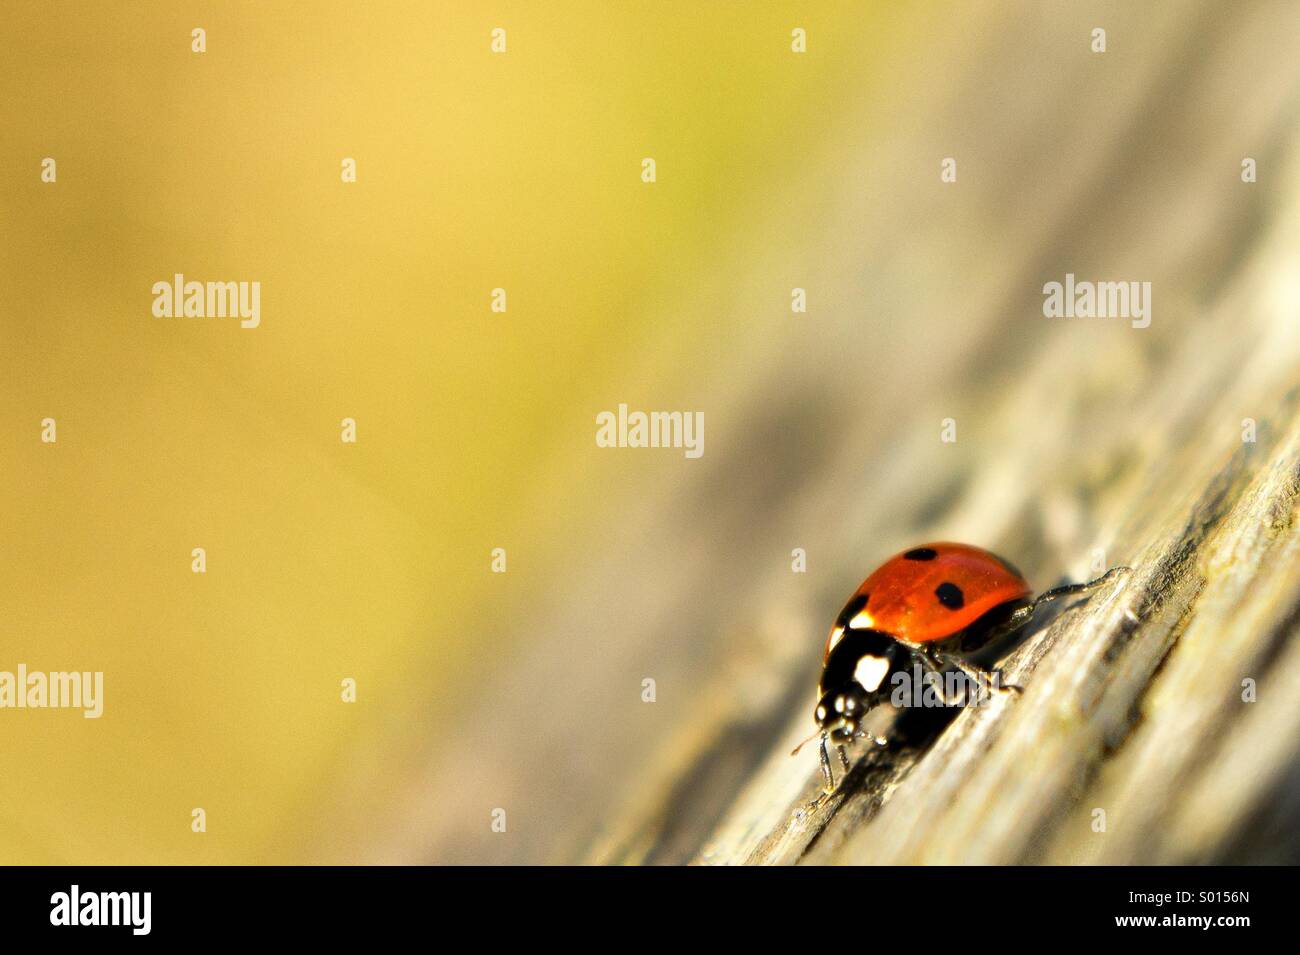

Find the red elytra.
[{"left": 824, "top": 542, "right": 1032, "bottom": 653}]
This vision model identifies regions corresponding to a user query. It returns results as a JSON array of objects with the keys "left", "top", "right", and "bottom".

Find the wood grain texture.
[
  {"left": 584, "top": 382, "right": 1300, "bottom": 865},
  {"left": 579, "top": 2, "right": 1300, "bottom": 864}
]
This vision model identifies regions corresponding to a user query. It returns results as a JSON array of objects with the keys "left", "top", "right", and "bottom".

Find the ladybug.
[{"left": 797, "top": 542, "right": 1127, "bottom": 792}]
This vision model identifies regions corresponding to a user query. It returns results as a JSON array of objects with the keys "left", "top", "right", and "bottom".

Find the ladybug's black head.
[
  {"left": 814, "top": 686, "right": 872, "bottom": 744},
  {"left": 815, "top": 629, "right": 904, "bottom": 743}
]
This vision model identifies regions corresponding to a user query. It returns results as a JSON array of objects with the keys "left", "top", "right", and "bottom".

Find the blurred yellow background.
[{"left": 1, "top": 1, "right": 902, "bottom": 862}]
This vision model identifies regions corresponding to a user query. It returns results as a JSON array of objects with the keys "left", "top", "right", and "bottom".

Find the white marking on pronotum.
[
  {"left": 853, "top": 655, "right": 891, "bottom": 693},
  {"left": 848, "top": 609, "right": 874, "bottom": 630},
  {"left": 827, "top": 626, "right": 845, "bottom": 652}
]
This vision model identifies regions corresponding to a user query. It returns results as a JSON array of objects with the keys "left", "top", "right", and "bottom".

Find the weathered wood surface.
[
  {"left": 339, "top": 3, "right": 1300, "bottom": 865},
  {"left": 584, "top": 347, "right": 1300, "bottom": 866},
  {"left": 580, "top": 359, "right": 1300, "bottom": 866},
  {"left": 576, "top": 7, "right": 1300, "bottom": 865}
]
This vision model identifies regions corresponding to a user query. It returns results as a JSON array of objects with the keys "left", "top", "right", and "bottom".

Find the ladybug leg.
[
  {"left": 800, "top": 738, "right": 835, "bottom": 813},
  {"left": 1026, "top": 565, "right": 1130, "bottom": 613},
  {"left": 811, "top": 738, "right": 879, "bottom": 806},
  {"left": 924, "top": 646, "right": 1019, "bottom": 701},
  {"left": 999, "top": 566, "right": 1132, "bottom": 638},
  {"left": 915, "top": 646, "right": 973, "bottom": 705},
  {"left": 818, "top": 733, "right": 835, "bottom": 792},
  {"left": 943, "top": 653, "right": 1021, "bottom": 698},
  {"left": 972, "top": 565, "right": 1133, "bottom": 650}
]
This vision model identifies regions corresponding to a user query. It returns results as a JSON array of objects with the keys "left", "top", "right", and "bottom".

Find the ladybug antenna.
[{"left": 790, "top": 729, "right": 824, "bottom": 757}]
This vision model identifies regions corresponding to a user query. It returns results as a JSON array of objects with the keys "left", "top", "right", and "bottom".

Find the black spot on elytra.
[
  {"left": 904, "top": 547, "right": 938, "bottom": 561},
  {"left": 836, "top": 593, "right": 869, "bottom": 629},
  {"left": 935, "top": 582, "right": 964, "bottom": 609}
]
